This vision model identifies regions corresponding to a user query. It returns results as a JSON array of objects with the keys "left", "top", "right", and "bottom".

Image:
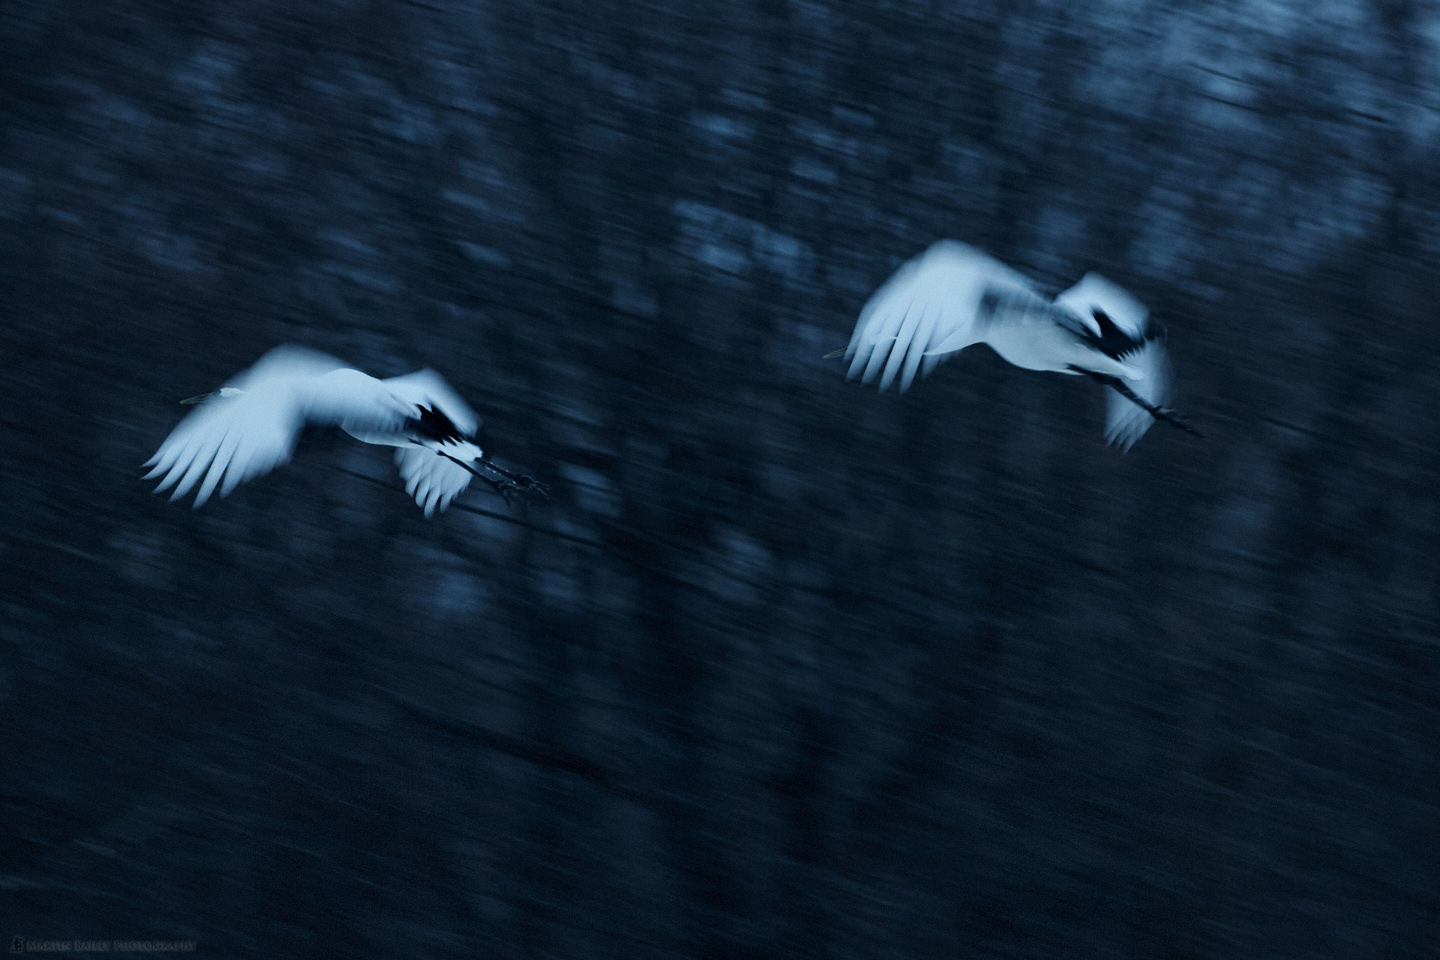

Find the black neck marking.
[
  {"left": 414, "top": 404, "right": 468, "bottom": 443},
  {"left": 1086, "top": 308, "right": 1146, "bottom": 361}
]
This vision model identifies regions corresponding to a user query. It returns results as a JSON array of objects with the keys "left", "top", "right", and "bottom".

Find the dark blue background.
[{"left": 3, "top": 0, "right": 1438, "bottom": 956}]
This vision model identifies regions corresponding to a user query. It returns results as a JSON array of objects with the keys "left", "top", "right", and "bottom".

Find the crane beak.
[{"left": 179, "top": 393, "right": 213, "bottom": 405}]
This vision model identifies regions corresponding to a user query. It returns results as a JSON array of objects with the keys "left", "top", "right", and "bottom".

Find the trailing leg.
[{"left": 1083, "top": 371, "right": 1203, "bottom": 438}]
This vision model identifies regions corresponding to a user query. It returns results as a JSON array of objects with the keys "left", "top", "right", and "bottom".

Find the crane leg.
[
  {"left": 1081, "top": 371, "right": 1204, "bottom": 438},
  {"left": 435, "top": 450, "right": 550, "bottom": 505}
]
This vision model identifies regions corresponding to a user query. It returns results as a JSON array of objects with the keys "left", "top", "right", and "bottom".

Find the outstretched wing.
[
  {"left": 844, "top": 240, "right": 1047, "bottom": 392},
  {"left": 144, "top": 345, "right": 419, "bottom": 508},
  {"left": 381, "top": 369, "right": 484, "bottom": 516},
  {"left": 143, "top": 347, "right": 347, "bottom": 507},
  {"left": 381, "top": 369, "right": 480, "bottom": 438},
  {"left": 394, "top": 446, "right": 476, "bottom": 517},
  {"left": 1104, "top": 337, "right": 1173, "bottom": 452}
]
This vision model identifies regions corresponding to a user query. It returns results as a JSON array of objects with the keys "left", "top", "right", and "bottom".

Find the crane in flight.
[
  {"left": 835, "top": 241, "right": 1200, "bottom": 450},
  {"left": 143, "top": 345, "right": 547, "bottom": 516}
]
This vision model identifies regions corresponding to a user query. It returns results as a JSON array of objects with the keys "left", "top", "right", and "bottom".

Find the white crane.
[
  {"left": 143, "top": 345, "right": 546, "bottom": 516},
  {"left": 836, "top": 241, "right": 1200, "bottom": 450}
]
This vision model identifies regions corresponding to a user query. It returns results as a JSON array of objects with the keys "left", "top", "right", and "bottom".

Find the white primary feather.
[
  {"left": 844, "top": 241, "right": 1046, "bottom": 392},
  {"left": 394, "top": 445, "right": 479, "bottom": 518},
  {"left": 144, "top": 345, "right": 492, "bottom": 513}
]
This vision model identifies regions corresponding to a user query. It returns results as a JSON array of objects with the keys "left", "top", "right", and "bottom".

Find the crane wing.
[
  {"left": 381, "top": 369, "right": 481, "bottom": 438},
  {"left": 381, "top": 371, "right": 483, "bottom": 515},
  {"left": 1104, "top": 337, "right": 1173, "bottom": 451},
  {"left": 844, "top": 240, "right": 1047, "bottom": 392},
  {"left": 142, "top": 346, "right": 363, "bottom": 508},
  {"left": 1055, "top": 272, "right": 1149, "bottom": 339},
  {"left": 393, "top": 446, "right": 475, "bottom": 517}
]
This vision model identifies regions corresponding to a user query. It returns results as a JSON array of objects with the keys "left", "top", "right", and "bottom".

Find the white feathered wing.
[
  {"left": 1056, "top": 273, "right": 1175, "bottom": 451},
  {"left": 843, "top": 241, "right": 1050, "bottom": 392},
  {"left": 143, "top": 346, "right": 411, "bottom": 507},
  {"left": 382, "top": 369, "right": 485, "bottom": 517}
]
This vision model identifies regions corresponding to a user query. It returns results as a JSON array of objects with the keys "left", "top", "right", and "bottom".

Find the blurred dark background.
[{"left": 3, "top": 0, "right": 1439, "bottom": 956}]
